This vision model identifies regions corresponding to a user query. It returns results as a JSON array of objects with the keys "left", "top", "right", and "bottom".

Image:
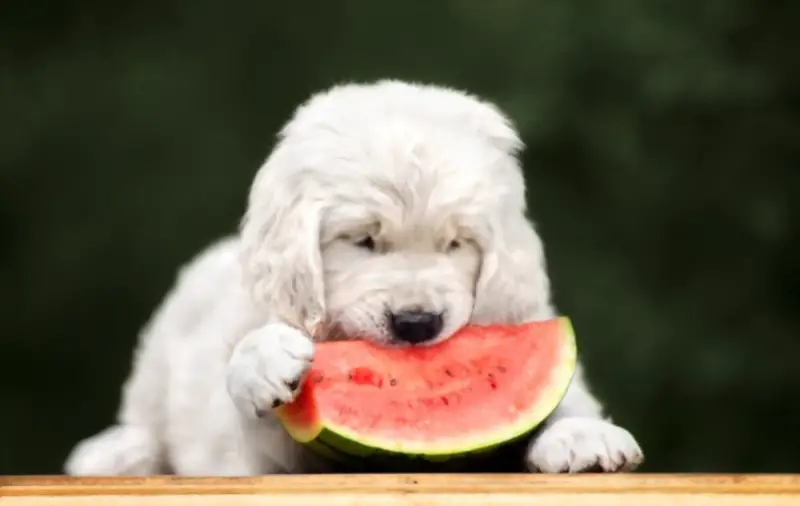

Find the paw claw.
[{"left": 287, "top": 379, "right": 301, "bottom": 392}]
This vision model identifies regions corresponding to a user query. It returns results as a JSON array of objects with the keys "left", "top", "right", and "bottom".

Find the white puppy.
[{"left": 64, "top": 80, "right": 643, "bottom": 475}]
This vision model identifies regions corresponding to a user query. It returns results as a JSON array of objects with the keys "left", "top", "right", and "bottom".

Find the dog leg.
[
  {"left": 525, "top": 364, "right": 644, "bottom": 473},
  {"left": 64, "top": 424, "right": 164, "bottom": 475},
  {"left": 64, "top": 239, "right": 241, "bottom": 476},
  {"left": 223, "top": 322, "right": 322, "bottom": 474},
  {"left": 226, "top": 323, "right": 314, "bottom": 420}
]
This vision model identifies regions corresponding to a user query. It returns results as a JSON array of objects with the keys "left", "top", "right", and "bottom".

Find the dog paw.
[
  {"left": 64, "top": 425, "right": 161, "bottom": 476},
  {"left": 526, "top": 417, "right": 644, "bottom": 473},
  {"left": 226, "top": 323, "right": 314, "bottom": 419}
]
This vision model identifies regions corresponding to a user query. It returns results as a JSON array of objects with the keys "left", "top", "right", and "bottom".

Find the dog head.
[{"left": 240, "top": 80, "right": 554, "bottom": 346}]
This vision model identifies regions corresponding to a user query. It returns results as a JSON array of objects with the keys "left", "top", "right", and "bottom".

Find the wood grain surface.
[{"left": 2, "top": 474, "right": 799, "bottom": 506}]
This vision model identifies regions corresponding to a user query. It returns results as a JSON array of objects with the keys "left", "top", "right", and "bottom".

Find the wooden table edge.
[{"left": 2, "top": 474, "right": 800, "bottom": 497}]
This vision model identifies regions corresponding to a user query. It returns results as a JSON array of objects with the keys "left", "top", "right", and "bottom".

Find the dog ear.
[
  {"left": 239, "top": 145, "right": 326, "bottom": 332},
  {"left": 450, "top": 91, "right": 554, "bottom": 324},
  {"left": 464, "top": 93, "right": 554, "bottom": 324},
  {"left": 471, "top": 205, "right": 555, "bottom": 325}
]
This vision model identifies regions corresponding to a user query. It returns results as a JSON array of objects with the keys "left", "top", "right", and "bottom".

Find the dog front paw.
[
  {"left": 526, "top": 417, "right": 644, "bottom": 473},
  {"left": 226, "top": 323, "right": 314, "bottom": 419}
]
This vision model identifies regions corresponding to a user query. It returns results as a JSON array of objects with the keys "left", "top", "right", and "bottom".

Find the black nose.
[{"left": 389, "top": 310, "right": 444, "bottom": 344}]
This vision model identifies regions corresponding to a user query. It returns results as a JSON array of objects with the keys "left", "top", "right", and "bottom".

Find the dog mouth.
[
  {"left": 312, "top": 321, "right": 351, "bottom": 342},
  {"left": 313, "top": 316, "right": 451, "bottom": 347}
]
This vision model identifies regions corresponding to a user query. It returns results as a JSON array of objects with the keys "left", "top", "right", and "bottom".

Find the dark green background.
[{"left": 1, "top": 0, "right": 798, "bottom": 474}]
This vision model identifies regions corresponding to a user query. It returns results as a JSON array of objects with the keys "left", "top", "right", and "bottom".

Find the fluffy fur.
[{"left": 64, "top": 80, "right": 643, "bottom": 475}]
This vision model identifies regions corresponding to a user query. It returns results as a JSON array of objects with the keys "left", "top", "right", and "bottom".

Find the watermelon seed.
[
  {"left": 347, "top": 372, "right": 354, "bottom": 381},
  {"left": 442, "top": 397, "right": 450, "bottom": 406},
  {"left": 444, "top": 368, "right": 454, "bottom": 377},
  {"left": 389, "top": 378, "right": 397, "bottom": 386},
  {"left": 487, "top": 373, "right": 498, "bottom": 390}
]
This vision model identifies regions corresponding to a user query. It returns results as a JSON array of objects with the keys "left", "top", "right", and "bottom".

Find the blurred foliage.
[{"left": 1, "top": 0, "right": 798, "bottom": 474}]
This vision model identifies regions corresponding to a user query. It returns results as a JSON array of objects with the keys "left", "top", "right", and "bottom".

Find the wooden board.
[{"left": 2, "top": 474, "right": 799, "bottom": 506}]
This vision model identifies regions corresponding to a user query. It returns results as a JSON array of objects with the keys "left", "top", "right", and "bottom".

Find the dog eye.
[
  {"left": 448, "top": 240, "right": 461, "bottom": 251},
  {"left": 355, "top": 236, "right": 376, "bottom": 251}
]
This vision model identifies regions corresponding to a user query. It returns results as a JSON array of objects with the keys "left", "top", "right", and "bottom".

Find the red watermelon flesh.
[{"left": 276, "top": 317, "right": 576, "bottom": 459}]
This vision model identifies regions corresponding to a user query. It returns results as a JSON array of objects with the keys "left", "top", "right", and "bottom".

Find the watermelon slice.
[{"left": 276, "top": 317, "right": 577, "bottom": 463}]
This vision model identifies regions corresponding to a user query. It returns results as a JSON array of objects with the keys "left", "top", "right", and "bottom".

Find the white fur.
[
  {"left": 64, "top": 80, "right": 643, "bottom": 476},
  {"left": 227, "top": 324, "right": 313, "bottom": 417}
]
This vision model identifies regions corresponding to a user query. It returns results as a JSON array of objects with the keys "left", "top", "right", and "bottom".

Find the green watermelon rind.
[
  {"left": 303, "top": 438, "right": 355, "bottom": 463},
  {"left": 278, "top": 316, "right": 577, "bottom": 460}
]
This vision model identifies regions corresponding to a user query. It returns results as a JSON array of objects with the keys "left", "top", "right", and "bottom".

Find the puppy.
[{"left": 64, "top": 80, "right": 643, "bottom": 475}]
